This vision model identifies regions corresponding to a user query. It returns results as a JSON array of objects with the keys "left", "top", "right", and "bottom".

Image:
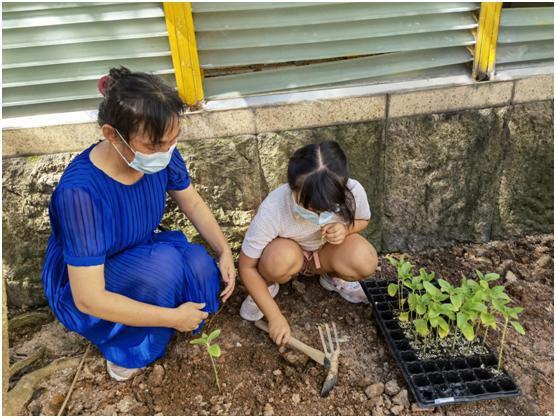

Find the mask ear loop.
[{"left": 111, "top": 128, "right": 136, "bottom": 165}]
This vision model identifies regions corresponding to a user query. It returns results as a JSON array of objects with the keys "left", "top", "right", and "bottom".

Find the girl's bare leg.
[{"left": 258, "top": 238, "right": 305, "bottom": 284}]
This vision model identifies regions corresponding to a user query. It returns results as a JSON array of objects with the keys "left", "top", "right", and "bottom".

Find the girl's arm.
[
  {"left": 239, "top": 251, "right": 290, "bottom": 345},
  {"left": 68, "top": 265, "right": 208, "bottom": 331},
  {"left": 346, "top": 219, "right": 369, "bottom": 235},
  {"left": 168, "top": 186, "right": 236, "bottom": 301}
]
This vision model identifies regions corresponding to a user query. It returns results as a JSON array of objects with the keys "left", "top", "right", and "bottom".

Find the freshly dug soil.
[{"left": 8, "top": 234, "right": 553, "bottom": 416}]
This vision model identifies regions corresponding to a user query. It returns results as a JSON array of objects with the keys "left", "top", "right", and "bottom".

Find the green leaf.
[
  {"left": 457, "top": 312, "right": 468, "bottom": 329},
  {"left": 492, "top": 299, "right": 508, "bottom": 314},
  {"left": 480, "top": 312, "right": 495, "bottom": 326},
  {"left": 387, "top": 283, "right": 398, "bottom": 297},
  {"left": 475, "top": 270, "right": 484, "bottom": 280},
  {"left": 416, "top": 304, "right": 427, "bottom": 316},
  {"left": 438, "top": 279, "right": 453, "bottom": 292},
  {"left": 468, "top": 302, "right": 487, "bottom": 313},
  {"left": 480, "top": 279, "right": 489, "bottom": 289},
  {"left": 414, "top": 319, "right": 429, "bottom": 337},
  {"left": 399, "top": 312, "right": 409, "bottom": 322},
  {"left": 507, "top": 306, "right": 524, "bottom": 320},
  {"left": 408, "top": 293, "right": 418, "bottom": 307},
  {"left": 484, "top": 272, "right": 500, "bottom": 281},
  {"left": 438, "top": 326, "right": 450, "bottom": 339},
  {"left": 450, "top": 294, "right": 463, "bottom": 310},
  {"left": 423, "top": 282, "right": 440, "bottom": 297},
  {"left": 461, "top": 323, "right": 475, "bottom": 341},
  {"left": 207, "top": 329, "right": 221, "bottom": 344},
  {"left": 437, "top": 317, "right": 449, "bottom": 332},
  {"left": 385, "top": 256, "right": 398, "bottom": 267},
  {"left": 202, "top": 333, "right": 209, "bottom": 339},
  {"left": 510, "top": 321, "right": 526, "bottom": 335},
  {"left": 208, "top": 344, "right": 222, "bottom": 358},
  {"left": 190, "top": 338, "right": 206, "bottom": 345},
  {"left": 492, "top": 285, "right": 506, "bottom": 295}
]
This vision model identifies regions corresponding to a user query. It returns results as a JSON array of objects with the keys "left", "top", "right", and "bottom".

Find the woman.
[{"left": 42, "top": 67, "right": 236, "bottom": 380}]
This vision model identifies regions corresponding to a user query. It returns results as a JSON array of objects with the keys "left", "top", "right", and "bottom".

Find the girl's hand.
[
  {"left": 218, "top": 251, "right": 236, "bottom": 302},
  {"left": 268, "top": 314, "right": 291, "bottom": 346},
  {"left": 172, "top": 302, "right": 209, "bottom": 332},
  {"left": 322, "top": 223, "right": 347, "bottom": 245}
]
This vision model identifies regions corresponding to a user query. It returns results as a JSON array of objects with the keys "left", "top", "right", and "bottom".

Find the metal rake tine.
[
  {"left": 332, "top": 322, "right": 339, "bottom": 350},
  {"left": 325, "top": 323, "right": 333, "bottom": 353},
  {"left": 318, "top": 324, "right": 329, "bottom": 355}
]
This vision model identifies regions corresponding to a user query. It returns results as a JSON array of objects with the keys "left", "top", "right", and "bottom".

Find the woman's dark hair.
[
  {"left": 97, "top": 66, "right": 185, "bottom": 144},
  {"left": 287, "top": 141, "right": 356, "bottom": 226}
]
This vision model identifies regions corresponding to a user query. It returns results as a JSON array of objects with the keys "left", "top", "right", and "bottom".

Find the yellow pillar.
[
  {"left": 473, "top": 2, "right": 503, "bottom": 81},
  {"left": 163, "top": 2, "right": 204, "bottom": 106}
]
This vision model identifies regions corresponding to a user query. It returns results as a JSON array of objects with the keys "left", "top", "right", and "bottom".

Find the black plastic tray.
[{"left": 362, "top": 279, "right": 520, "bottom": 408}]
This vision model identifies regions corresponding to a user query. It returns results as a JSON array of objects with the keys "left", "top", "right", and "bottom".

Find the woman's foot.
[
  {"left": 106, "top": 360, "right": 144, "bottom": 381},
  {"left": 240, "top": 283, "right": 280, "bottom": 321},
  {"left": 319, "top": 273, "right": 369, "bottom": 304}
]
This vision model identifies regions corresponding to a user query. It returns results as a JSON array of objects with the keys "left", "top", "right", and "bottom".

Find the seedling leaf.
[
  {"left": 207, "top": 329, "right": 221, "bottom": 343},
  {"left": 399, "top": 312, "right": 409, "bottom": 322},
  {"left": 208, "top": 344, "right": 222, "bottom": 358},
  {"left": 387, "top": 283, "right": 398, "bottom": 297},
  {"left": 190, "top": 338, "right": 206, "bottom": 345},
  {"left": 510, "top": 321, "right": 525, "bottom": 335}
]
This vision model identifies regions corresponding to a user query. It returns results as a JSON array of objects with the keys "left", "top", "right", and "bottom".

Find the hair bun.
[
  {"left": 108, "top": 66, "right": 131, "bottom": 81},
  {"left": 98, "top": 75, "right": 110, "bottom": 96}
]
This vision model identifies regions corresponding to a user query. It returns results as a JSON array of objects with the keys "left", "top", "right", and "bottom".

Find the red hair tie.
[{"left": 98, "top": 75, "right": 110, "bottom": 96}]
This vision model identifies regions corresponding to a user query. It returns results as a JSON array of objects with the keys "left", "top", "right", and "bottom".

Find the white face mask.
[
  {"left": 112, "top": 128, "right": 175, "bottom": 175},
  {"left": 291, "top": 193, "right": 338, "bottom": 226}
]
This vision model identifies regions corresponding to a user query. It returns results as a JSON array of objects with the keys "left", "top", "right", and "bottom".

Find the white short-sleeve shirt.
[{"left": 241, "top": 179, "right": 371, "bottom": 259}]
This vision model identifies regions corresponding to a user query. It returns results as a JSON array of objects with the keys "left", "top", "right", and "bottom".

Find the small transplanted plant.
[
  {"left": 385, "top": 257, "right": 526, "bottom": 371},
  {"left": 190, "top": 329, "right": 222, "bottom": 392}
]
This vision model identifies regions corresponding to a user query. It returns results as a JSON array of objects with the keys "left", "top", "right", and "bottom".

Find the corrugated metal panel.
[
  {"left": 193, "top": 2, "right": 480, "bottom": 99},
  {"left": 204, "top": 47, "right": 473, "bottom": 99},
  {"left": 496, "top": 7, "right": 554, "bottom": 67},
  {"left": 2, "top": 2, "right": 175, "bottom": 118}
]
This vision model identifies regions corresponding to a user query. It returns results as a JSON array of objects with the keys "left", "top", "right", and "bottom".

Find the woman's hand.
[
  {"left": 322, "top": 223, "right": 347, "bottom": 245},
  {"left": 171, "top": 302, "right": 209, "bottom": 332},
  {"left": 218, "top": 251, "right": 236, "bottom": 302},
  {"left": 268, "top": 314, "right": 291, "bottom": 346}
]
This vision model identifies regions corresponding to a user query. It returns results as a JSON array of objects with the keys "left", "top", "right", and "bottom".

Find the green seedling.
[
  {"left": 190, "top": 329, "right": 222, "bottom": 392},
  {"left": 491, "top": 298, "right": 525, "bottom": 371}
]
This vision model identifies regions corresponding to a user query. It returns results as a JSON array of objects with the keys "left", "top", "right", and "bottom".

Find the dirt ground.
[{"left": 7, "top": 234, "right": 554, "bottom": 416}]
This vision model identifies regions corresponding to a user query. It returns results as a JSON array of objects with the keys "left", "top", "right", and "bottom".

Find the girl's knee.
[
  {"left": 351, "top": 240, "right": 378, "bottom": 279},
  {"left": 259, "top": 239, "right": 303, "bottom": 282}
]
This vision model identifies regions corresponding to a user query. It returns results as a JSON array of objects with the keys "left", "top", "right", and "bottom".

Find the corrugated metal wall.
[
  {"left": 496, "top": 6, "right": 554, "bottom": 69},
  {"left": 2, "top": 2, "right": 175, "bottom": 118},
  {"left": 193, "top": 2, "right": 481, "bottom": 99}
]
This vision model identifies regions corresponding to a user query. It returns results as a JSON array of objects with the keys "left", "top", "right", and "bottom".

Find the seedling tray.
[{"left": 362, "top": 279, "right": 520, "bottom": 408}]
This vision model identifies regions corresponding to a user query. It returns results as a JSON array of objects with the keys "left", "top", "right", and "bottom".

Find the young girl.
[
  {"left": 239, "top": 141, "right": 378, "bottom": 345},
  {"left": 42, "top": 67, "right": 236, "bottom": 380}
]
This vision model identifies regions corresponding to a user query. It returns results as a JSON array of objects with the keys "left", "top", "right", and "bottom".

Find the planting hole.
[
  {"left": 407, "top": 362, "right": 423, "bottom": 374},
  {"left": 365, "top": 281, "right": 378, "bottom": 288},
  {"left": 413, "top": 374, "right": 430, "bottom": 387},
  {"left": 390, "top": 330, "right": 404, "bottom": 340},
  {"left": 437, "top": 360, "right": 452, "bottom": 371},
  {"left": 466, "top": 356, "right": 481, "bottom": 368},
  {"left": 374, "top": 295, "right": 386, "bottom": 302},
  {"left": 396, "top": 341, "right": 410, "bottom": 351},
  {"left": 445, "top": 371, "right": 461, "bottom": 383},
  {"left": 420, "top": 388, "right": 435, "bottom": 401},
  {"left": 484, "top": 380, "right": 501, "bottom": 393},
  {"left": 497, "top": 378, "right": 517, "bottom": 392},
  {"left": 375, "top": 302, "right": 389, "bottom": 311},
  {"left": 422, "top": 361, "right": 438, "bottom": 372},
  {"left": 434, "top": 384, "right": 452, "bottom": 398},
  {"left": 401, "top": 351, "right": 418, "bottom": 361},
  {"left": 381, "top": 311, "right": 393, "bottom": 320},
  {"left": 451, "top": 383, "right": 466, "bottom": 397},
  {"left": 428, "top": 372, "right": 444, "bottom": 385},
  {"left": 473, "top": 368, "right": 491, "bottom": 380},
  {"left": 452, "top": 358, "right": 467, "bottom": 369},
  {"left": 481, "top": 354, "right": 497, "bottom": 367},
  {"left": 467, "top": 383, "right": 484, "bottom": 395},
  {"left": 368, "top": 287, "right": 380, "bottom": 295},
  {"left": 460, "top": 370, "right": 475, "bottom": 382},
  {"left": 385, "top": 320, "right": 399, "bottom": 330}
]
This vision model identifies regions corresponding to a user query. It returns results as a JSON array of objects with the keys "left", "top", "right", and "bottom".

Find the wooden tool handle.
[{"left": 254, "top": 320, "right": 325, "bottom": 366}]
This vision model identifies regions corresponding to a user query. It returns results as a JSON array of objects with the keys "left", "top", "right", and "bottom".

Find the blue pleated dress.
[{"left": 42, "top": 142, "right": 221, "bottom": 368}]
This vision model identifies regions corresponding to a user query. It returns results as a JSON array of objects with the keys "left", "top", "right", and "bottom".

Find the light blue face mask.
[
  {"left": 292, "top": 194, "right": 338, "bottom": 226},
  {"left": 112, "top": 128, "right": 176, "bottom": 175}
]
